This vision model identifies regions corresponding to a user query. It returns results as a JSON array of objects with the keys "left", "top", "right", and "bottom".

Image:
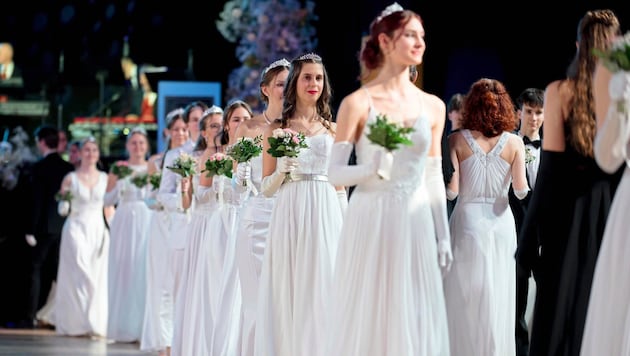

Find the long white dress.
[
  {"left": 327, "top": 108, "right": 450, "bottom": 356},
  {"left": 106, "top": 164, "right": 152, "bottom": 342},
  {"left": 236, "top": 155, "right": 275, "bottom": 356},
  {"left": 171, "top": 174, "right": 219, "bottom": 356},
  {"left": 254, "top": 133, "right": 343, "bottom": 356},
  {"left": 443, "top": 129, "right": 517, "bottom": 356},
  {"left": 580, "top": 103, "right": 630, "bottom": 356},
  {"left": 210, "top": 174, "right": 244, "bottom": 356},
  {"left": 55, "top": 171, "right": 109, "bottom": 337}
]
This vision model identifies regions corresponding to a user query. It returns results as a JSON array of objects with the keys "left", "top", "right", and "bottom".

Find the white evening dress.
[
  {"left": 210, "top": 174, "right": 244, "bottom": 356},
  {"left": 236, "top": 154, "right": 275, "bottom": 356},
  {"left": 105, "top": 164, "right": 151, "bottom": 342},
  {"left": 55, "top": 171, "right": 109, "bottom": 337},
  {"left": 580, "top": 101, "right": 630, "bottom": 356},
  {"left": 171, "top": 174, "right": 219, "bottom": 356},
  {"left": 254, "top": 133, "right": 343, "bottom": 356},
  {"left": 327, "top": 107, "right": 450, "bottom": 356},
  {"left": 443, "top": 129, "right": 517, "bottom": 356}
]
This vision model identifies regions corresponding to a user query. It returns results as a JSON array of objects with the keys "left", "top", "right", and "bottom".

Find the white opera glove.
[
  {"left": 260, "top": 156, "right": 298, "bottom": 197},
  {"left": 327, "top": 141, "right": 377, "bottom": 186},
  {"left": 594, "top": 103, "right": 630, "bottom": 173},
  {"left": 25, "top": 234, "right": 37, "bottom": 247},
  {"left": 425, "top": 157, "right": 453, "bottom": 273},
  {"left": 375, "top": 150, "right": 394, "bottom": 181},
  {"left": 233, "top": 161, "right": 258, "bottom": 196},
  {"left": 57, "top": 200, "right": 70, "bottom": 217},
  {"left": 609, "top": 71, "right": 630, "bottom": 102},
  {"left": 337, "top": 189, "right": 348, "bottom": 216},
  {"left": 103, "top": 180, "right": 123, "bottom": 207}
]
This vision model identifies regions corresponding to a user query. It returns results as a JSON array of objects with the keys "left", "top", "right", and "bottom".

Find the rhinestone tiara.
[
  {"left": 263, "top": 58, "right": 290, "bottom": 75},
  {"left": 376, "top": 2, "right": 404, "bottom": 23},
  {"left": 166, "top": 107, "right": 185, "bottom": 121},
  {"left": 296, "top": 53, "right": 322, "bottom": 62},
  {"left": 203, "top": 105, "right": 224, "bottom": 116}
]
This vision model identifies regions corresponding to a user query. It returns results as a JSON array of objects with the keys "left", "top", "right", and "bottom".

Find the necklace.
[{"left": 262, "top": 111, "right": 272, "bottom": 125}]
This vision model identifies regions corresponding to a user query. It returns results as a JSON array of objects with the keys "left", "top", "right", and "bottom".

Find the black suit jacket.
[{"left": 26, "top": 153, "right": 75, "bottom": 236}]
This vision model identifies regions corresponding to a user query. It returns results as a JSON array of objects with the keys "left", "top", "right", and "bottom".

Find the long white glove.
[
  {"left": 232, "top": 161, "right": 258, "bottom": 196},
  {"left": 337, "top": 189, "right": 348, "bottom": 216},
  {"left": 57, "top": 200, "right": 70, "bottom": 217},
  {"left": 103, "top": 180, "right": 123, "bottom": 207},
  {"left": 609, "top": 71, "right": 630, "bottom": 102},
  {"left": 260, "top": 156, "right": 298, "bottom": 197},
  {"left": 328, "top": 141, "right": 379, "bottom": 186},
  {"left": 595, "top": 71, "right": 630, "bottom": 173},
  {"left": 425, "top": 157, "right": 453, "bottom": 273}
]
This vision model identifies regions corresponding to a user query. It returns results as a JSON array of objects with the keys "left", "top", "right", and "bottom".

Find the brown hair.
[
  {"left": 565, "top": 9, "right": 620, "bottom": 157},
  {"left": 461, "top": 78, "right": 517, "bottom": 137}
]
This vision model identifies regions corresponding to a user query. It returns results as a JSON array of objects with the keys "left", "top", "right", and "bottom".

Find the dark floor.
[{"left": 0, "top": 329, "right": 150, "bottom": 356}]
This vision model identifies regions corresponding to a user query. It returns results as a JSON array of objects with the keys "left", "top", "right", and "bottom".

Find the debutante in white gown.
[
  {"left": 255, "top": 133, "right": 343, "bottom": 356},
  {"left": 211, "top": 174, "right": 244, "bottom": 356},
  {"left": 105, "top": 165, "right": 152, "bottom": 342},
  {"left": 171, "top": 174, "right": 218, "bottom": 356},
  {"left": 443, "top": 130, "right": 517, "bottom": 356},
  {"left": 327, "top": 108, "right": 450, "bottom": 356},
  {"left": 55, "top": 171, "right": 109, "bottom": 337},
  {"left": 235, "top": 155, "right": 275, "bottom": 356},
  {"left": 580, "top": 100, "right": 630, "bottom": 356}
]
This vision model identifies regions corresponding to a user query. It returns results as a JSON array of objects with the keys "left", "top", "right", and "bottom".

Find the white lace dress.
[
  {"left": 327, "top": 108, "right": 450, "bottom": 356},
  {"left": 254, "top": 133, "right": 343, "bottom": 356},
  {"left": 55, "top": 171, "right": 109, "bottom": 337},
  {"left": 443, "top": 129, "right": 517, "bottom": 356},
  {"left": 106, "top": 164, "right": 152, "bottom": 342}
]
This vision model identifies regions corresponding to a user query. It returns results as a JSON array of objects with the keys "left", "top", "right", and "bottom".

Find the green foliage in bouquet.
[{"left": 366, "top": 114, "right": 415, "bottom": 152}]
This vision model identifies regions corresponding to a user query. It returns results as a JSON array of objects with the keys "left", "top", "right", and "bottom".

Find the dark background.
[{"left": 1, "top": 0, "right": 629, "bottom": 128}]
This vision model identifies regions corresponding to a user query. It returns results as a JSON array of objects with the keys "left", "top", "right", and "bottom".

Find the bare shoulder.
[{"left": 339, "top": 87, "right": 370, "bottom": 111}]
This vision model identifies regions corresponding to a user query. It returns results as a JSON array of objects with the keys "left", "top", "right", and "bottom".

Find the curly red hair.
[{"left": 461, "top": 78, "right": 517, "bottom": 137}]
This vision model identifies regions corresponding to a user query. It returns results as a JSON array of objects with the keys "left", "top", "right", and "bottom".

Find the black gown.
[{"left": 517, "top": 140, "right": 623, "bottom": 356}]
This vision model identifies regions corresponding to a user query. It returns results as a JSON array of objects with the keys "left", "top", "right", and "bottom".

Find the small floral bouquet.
[
  {"left": 54, "top": 190, "right": 73, "bottom": 202},
  {"left": 525, "top": 147, "right": 535, "bottom": 164},
  {"left": 131, "top": 173, "right": 149, "bottom": 189},
  {"left": 110, "top": 161, "right": 133, "bottom": 180},
  {"left": 227, "top": 135, "right": 263, "bottom": 192},
  {"left": 366, "top": 114, "right": 415, "bottom": 152},
  {"left": 366, "top": 114, "right": 415, "bottom": 180},
  {"left": 55, "top": 189, "right": 73, "bottom": 217},
  {"left": 166, "top": 152, "right": 197, "bottom": 178},
  {"left": 149, "top": 172, "right": 162, "bottom": 190},
  {"left": 267, "top": 128, "right": 308, "bottom": 158},
  {"left": 594, "top": 32, "right": 630, "bottom": 114},
  {"left": 203, "top": 152, "right": 234, "bottom": 179}
]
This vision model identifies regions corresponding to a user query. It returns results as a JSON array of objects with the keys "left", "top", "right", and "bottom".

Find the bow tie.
[{"left": 523, "top": 136, "right": 541, "bottom": 149}]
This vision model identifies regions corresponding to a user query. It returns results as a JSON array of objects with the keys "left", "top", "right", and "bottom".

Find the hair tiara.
[
  {"left": 296, "top": 53, "right": 322, "bottom": 62},
  {"left": 129, "top": 126, "right": 148, "bottom": 136},
  {"left": 376, "top": 2, "right": 404, "bottom": 23},
  {"left": 166, "top": 107, "right": 185, "bottom": 122},
  {"left": 203, "top": 105, "right": 224, "bottom": 117},
  {"left": 263, "top": 58, "right": 290, "bottom": 75}
]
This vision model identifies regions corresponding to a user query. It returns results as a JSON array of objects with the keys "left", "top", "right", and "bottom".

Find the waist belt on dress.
[{"left": 284, "top": 173, "right": 328, "bottom": 183}]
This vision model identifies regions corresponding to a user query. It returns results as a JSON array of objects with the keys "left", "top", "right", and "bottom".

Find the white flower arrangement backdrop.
[{"left": 216, "top": 0, "right": 318, "bottom": 111}]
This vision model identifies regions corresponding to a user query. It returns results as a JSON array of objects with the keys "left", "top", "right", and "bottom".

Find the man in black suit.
[
  {"left": 23, "top": 125, "right": 74, "bottom": 327},
  {"left": 509, "top": 88, "right": 544, "bottom": 356}
]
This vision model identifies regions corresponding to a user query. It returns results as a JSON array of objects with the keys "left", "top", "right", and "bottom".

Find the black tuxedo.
[{"left": 25, "top": 152, "right": 74, "bottom": 322}]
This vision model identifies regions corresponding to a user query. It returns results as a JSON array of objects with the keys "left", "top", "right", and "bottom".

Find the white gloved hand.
[
  {"left": 260, "top": 156, "right": 299, "bottom": 197},
  {"left": 25, "top": 234, "right": 37, "bottom": 247},
  {"left": 437, "top": 239, "right": 453, "bottom": 275},
  {"left": 58, "top": 201, "right": 70, "bottom": 217},
  {"left": 609, "top": 71, "right": 630, "bottom": 102},
  {"left": 374, "top": 150, "right": 394, "bottom": 181},
  {"left": 327, "top": 141, "right": 377, "bottom": 187},
  {"left": 425, "top": 157, "right": 453, "bottom": 273},
  {"left": 235, "top": 162, "right": 251, "bottom": 185}
]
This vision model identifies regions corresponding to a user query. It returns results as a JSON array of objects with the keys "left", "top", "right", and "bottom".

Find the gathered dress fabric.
[
  {"left": 443, "top": 130, "right": 517, "bottom": 356},
  {"left": 255, "top": 133, "right": 343, "bottom": 356},
  {"left": 327, "top": 106, "right": 450, "bottom": 356},
  {"left": 106, "top": 165, "right": 152, "bottom": 342},
  {"left": 55, "top": 171, "right": 109, "bottom": 337}
]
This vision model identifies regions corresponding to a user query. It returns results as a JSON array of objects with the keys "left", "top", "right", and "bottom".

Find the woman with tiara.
[
  {"left": 232, "top": 57, "right": 289, "bottom": 356},
  {"left": 326, "top": 3, "right": 451, "bottom": 355}
]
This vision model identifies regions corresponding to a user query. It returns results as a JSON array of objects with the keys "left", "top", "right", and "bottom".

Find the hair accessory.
[
  {"left": 263, "top": 58, "right": 290, "bottom": 75},
  {"left": 203, "top": 105, "right": 224, "bottom": 117},
  {"left": 296, "top": 53, "right": 322, "bottom": 62},
  {"left": 166, "top": 107, "right": 185, "bottom": 122},
  {"left": 130, "top": 126, "right": 148, "bottom": 136},
  {"left": 376, "top": 2, "right": 404, "bottom": 23}
]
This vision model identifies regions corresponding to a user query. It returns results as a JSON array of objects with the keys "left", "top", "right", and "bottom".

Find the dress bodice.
[
  {"left": 353, "top": 106, "right": 431, "bottom": 195},
  {"left": 119, "top": 164, "right": 148, "bottom": 202},
  {"left": 69, "top": 171, "right": 108, "bottom": 215},
  {"left": 294, "top": 133, "right": 335, "bottom": 176},
  {"left": 192, "top": 174, "right": 218, "bottom": 212},
  {"left": 457, "top": 129, "right": 511, "bottom": 201}
]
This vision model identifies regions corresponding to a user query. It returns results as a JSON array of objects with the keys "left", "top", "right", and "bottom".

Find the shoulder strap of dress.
[
  {"left": 362, "top": 87, "right": 375, "bottom": 112},
  {"left": 461, "top": 129, "right": 482, "bottom": 155},
  {"left": 491, "top": 132, "right": 510, "bottom": 155}
]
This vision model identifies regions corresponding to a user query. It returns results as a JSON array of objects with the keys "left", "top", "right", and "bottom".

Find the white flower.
[{"left": 272, "top": 128, "right": 285, "bottom": 139}]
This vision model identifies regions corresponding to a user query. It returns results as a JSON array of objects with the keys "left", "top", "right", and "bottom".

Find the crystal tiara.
[
  {"left": 263, "top": 58, "right": 290, "bottom": 74},
  {"left": 376, "top": 2, "right": 404, "bottom": 23},
  {"left": 203, "top": 105, "right": 224, "bottom": 116},
  {"left": 296, "top": 53, "right": 322, "bottom": 62}
]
